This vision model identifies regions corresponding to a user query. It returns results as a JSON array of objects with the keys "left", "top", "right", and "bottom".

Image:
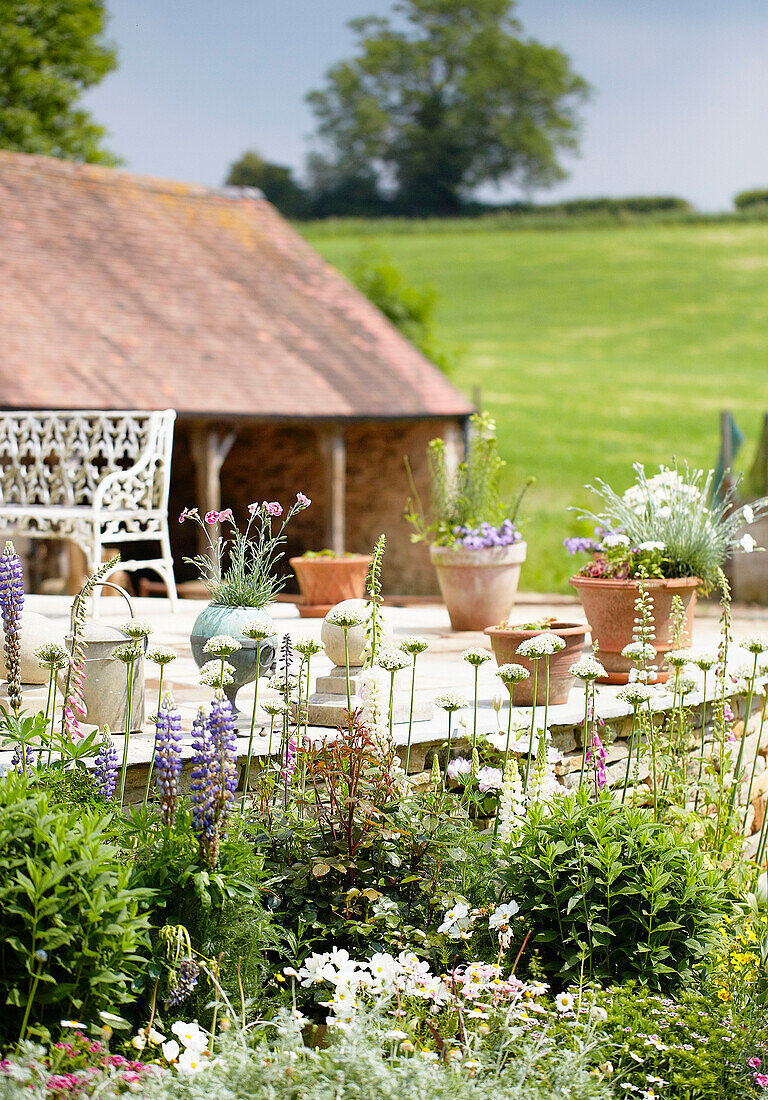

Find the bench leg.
[{"left": 159, "top": 524, "right": 179, "bottom": 612}]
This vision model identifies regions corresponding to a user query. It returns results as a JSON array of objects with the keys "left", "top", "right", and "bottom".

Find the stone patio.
[{"left": 2, "top": 591, "right": 768, "bottom": 805}]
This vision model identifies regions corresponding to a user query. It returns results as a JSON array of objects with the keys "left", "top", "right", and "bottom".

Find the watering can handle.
[{"left": 69, "top": 581, "right": 149, "bottom": 652}]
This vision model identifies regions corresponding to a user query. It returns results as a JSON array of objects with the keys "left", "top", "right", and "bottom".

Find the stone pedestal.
[{"left": 308, "top": 665, "right": 433, "bottom": 728}]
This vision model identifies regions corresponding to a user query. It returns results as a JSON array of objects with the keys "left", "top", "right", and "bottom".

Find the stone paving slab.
[{"left": 1, "top": 592, "right": 767, "bottom": 779}]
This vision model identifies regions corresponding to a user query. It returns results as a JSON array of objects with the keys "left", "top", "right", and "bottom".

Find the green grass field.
[{"left": 300, "top": 220, "right": 768, "bottom": 592}]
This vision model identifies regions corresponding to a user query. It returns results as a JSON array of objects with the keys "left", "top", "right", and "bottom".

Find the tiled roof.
[{"left": 0, "top": 152, "right": 473, "bottom": 419}]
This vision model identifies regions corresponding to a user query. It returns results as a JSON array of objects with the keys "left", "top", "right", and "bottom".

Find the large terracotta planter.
[
  {"left": 430, "top": 541, "right": 527, "bottom": 632},
  {"left": 569, "top": 575, "right": 700, "bottom": 684},
  {"left": 484, "top": 621, "right": 590, "bottom": 705},
  {"left": 290, "top": 554, "right": 372, "bottom": 618}
]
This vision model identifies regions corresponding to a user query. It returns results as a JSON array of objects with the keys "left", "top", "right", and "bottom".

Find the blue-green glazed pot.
[{"left": 190, "top": 604, "right": 277, "bottom": 714}]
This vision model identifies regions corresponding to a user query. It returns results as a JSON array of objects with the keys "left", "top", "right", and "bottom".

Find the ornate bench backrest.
[{"left": 0, "top": 410, "right": 176, "bottom": 510}]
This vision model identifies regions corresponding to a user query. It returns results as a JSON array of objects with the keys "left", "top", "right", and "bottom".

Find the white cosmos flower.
[
  {"left": 438, "top": 902, "right": 469, "bottom": 933},
  {"left": 171, "top": 1020, "right": 208, "bottom": 1051},
  {"left": 176, "top": 1048, "right": 210, "bottom": 1074},
  {"left": 489, "top": 901, "right": 520, "bottom": 930}
]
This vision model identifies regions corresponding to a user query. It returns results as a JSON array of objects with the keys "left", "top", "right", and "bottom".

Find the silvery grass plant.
[
  {"left": 129, "top": 1003, "right": 612, "bottom": 1100},
  {"left": 577, "top": 461, "right": 767, "bottom": 589}
]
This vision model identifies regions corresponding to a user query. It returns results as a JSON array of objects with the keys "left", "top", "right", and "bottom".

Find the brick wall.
[{"left": 169, "top": 417, "right": 466, "bottom": 596}]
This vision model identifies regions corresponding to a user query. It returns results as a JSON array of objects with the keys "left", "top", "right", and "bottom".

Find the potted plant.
[
  {"left": 566, "top": 463, "right": 764, "bottom": 683},
  {"left": 406, "top": 412, "right": 533, "bottom": 631},
  {"left": 179, "top": 493, "right": 311, "bottom": 708},
  {"left": 484, "top": 617, "right": 590, "bottom": 705},
  {"left": 290, "top": 549, "right": 373, "bottom": 618}
]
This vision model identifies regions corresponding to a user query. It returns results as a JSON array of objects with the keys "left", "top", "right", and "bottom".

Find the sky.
[{"left": 82, "top": 0, "right": 768, "bottom": 211}]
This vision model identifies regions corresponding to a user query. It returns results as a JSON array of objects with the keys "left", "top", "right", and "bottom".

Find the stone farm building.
[{"left": 0, "top": 152, "right": 473, "bottom": 594}]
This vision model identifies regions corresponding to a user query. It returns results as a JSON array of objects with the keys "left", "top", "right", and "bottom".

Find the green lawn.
[{"left": 300, "top": 220, "right": 768, "bottom": 592}]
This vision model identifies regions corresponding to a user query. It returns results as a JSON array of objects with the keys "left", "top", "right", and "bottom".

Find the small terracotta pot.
[
  {"left": 290, "top": 554, "right": 372, "bottom": 618},
  {"left": 430, "top": 541, "right": 527, "bottom": 632},
  {"left": 569, "top": 574, "right": 700, "bottom": 684},
  {"left": 484, "top": 621, "right": 591, "bottom": 705}
]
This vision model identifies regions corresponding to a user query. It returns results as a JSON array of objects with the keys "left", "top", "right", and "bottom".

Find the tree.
[
  {"left": 225, "top": 151, "right": 308, "bottom": 219},
  {"left": 306, "top": 0, "right": 590, "bottom": 216},
  {"left": 0, "top": 0, "right": 118, "bottom": 164}
]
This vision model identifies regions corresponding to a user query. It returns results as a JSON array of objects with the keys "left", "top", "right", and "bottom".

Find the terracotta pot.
[
  {"left": 430, "top": 541, "right": 527, "bottom": 632},
  {"left": 569, "top": 574, "right": 700, "bottom": 684},
  {"left": 290, "top": 554, "right": 372, "bottom": 618},
  {"left": 484, "top": 621, "right": 591, "bottom": 705}
]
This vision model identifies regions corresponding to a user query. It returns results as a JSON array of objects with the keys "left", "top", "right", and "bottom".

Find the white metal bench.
[{"left": 0, "top": 410, "right": 178, "bottom": 611}]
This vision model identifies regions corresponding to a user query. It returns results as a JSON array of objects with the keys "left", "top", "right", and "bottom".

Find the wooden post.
[
  {"left": 189, "top": 424, "right": 237, "bottom": 552},
  {"left": 321, "top": 426, "right": 346, "bottom": 556}
]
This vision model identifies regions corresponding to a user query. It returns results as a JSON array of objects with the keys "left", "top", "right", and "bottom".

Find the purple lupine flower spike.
[
  {"left": 11, "top": 743, "right": 35, "bottom": 774},
  {"left": 0, "top": 541, "right": 24, "bottom": 713},
  {"left": 94, "top": 727, "right": 118, "bottom": 799},
  {"left": 190, "top": 707, "right": 215, "bottom": 839},
  {"left": 154, "top": 696, "right": 183, "bottom": 826},
  {"left": 165, "top": 957, "right": 200, "bottom": 1009},
  {"left": 191, "top": 696, "right": 238, "bottom": 867},
  {"left": 209, "top": 694, "right": 238, "bottom": 809}
]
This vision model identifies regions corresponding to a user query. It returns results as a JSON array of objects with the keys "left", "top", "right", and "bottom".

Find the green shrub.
[
  {"left": 253, "top": 713, "right": 497, "bottom": 968},
  {"left": 734, "top": 188, "right": 768, "bottom": 211},
  {"left": 349, "top": 247, "right": 455, "bottom": 371},
  {"left": 119, "top": 803, "right": 275, "bottom": 1016},
  {"left": 0, "top": 774, "right": 152, "bottom": 1043},
  {"left": 36, "top": 764, "right": 104, "bottom": 810},
  {"left": 499, "top": 788, "right": 734, "bottom": 986}
]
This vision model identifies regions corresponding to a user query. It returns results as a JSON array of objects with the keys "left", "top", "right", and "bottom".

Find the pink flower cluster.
[
  {"left": 0, "top": 1040, "right": 156, "bottom": 1098},
  {"left": 181, "top": 492, "right": 310, "bottom": 526},
  {"left": 750, "top": 1057, "right": 768, "bottom": 1088}
]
